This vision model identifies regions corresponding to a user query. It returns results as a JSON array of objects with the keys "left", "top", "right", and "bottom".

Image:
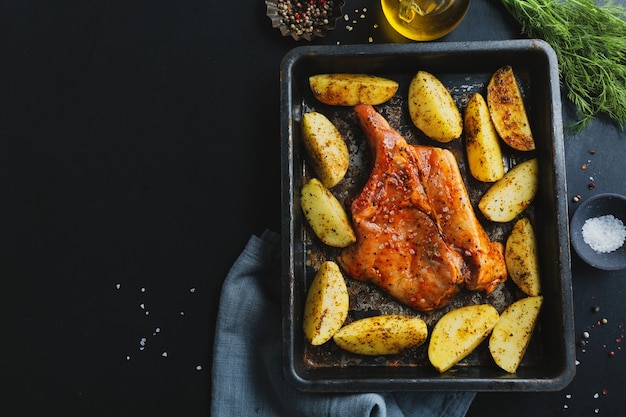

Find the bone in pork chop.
[{"left": 338, "top": 104, "right": 507, "bottom": 312}]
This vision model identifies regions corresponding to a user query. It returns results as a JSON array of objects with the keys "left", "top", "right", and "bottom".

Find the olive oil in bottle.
[{"left": 381, "top": 0, "right": 470, "bottom": 41}]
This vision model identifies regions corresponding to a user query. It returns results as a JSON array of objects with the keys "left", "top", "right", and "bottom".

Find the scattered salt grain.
[
  {"left": 161, "top": 351, "right": 168, "bottom": 357},
  {"left": 190, "top": 287, "right": 196, "bottom": 293},
  {"left": 582, "top": 215, "right": 626, "bottom": 253},
  {"left": 115, "top": 283, "right": 121, "bottom": 290},
  {"left": 196, "top": 365, "right": 203, "bottom": 371},
  {"left": 141, "top": 287, "right": 146, "bottom": 293}
]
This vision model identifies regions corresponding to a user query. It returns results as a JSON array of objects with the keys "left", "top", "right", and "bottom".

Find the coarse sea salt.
[{"left": 582, "top": 214, "right": 626, "bottom": 253}]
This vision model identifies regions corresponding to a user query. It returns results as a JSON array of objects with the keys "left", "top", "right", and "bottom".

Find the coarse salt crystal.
[{"left": 582, "top": 214, "right": 626, "bottom": 253}]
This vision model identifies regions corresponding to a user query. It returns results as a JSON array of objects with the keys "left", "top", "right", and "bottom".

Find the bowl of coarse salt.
[{"left": 570, "top": 193, "right": 626, "bottom": 270}]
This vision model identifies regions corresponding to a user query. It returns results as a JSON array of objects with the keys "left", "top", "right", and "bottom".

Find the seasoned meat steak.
[{"left": 338, "top": 104, "right": 507, "bottom": 311}]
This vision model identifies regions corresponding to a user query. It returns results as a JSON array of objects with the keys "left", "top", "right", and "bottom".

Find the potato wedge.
[
  {"left": 487, "top": 65, "right": 535, "bottom": 151},
  {"left": 505, "top": 218, "right": 541, "bottom": 296},
  {"left": 309, "top": 74, "right": 399, "bottom": 106},
  {"left": 428, "top": 304, "right": 499, "bottom": 373},
  {"left": 408, "top": 71, "right": 463, "bottom": 142},
  {"left": 301, "top": 112, "right": 350, "bottom": 188},
  {"left": 301, "top": 178, "right": 356, "bottom": 247},
  {"left": 333, "top": 315, "right": 428, "bottom": 355},
  {"left": 478, "top": 158, "right": 538, "bottom": 223},
  {"left": 464, "top": 92, "right": 505, "bottom": 182},
  {"left": 303, "top": 261, "right": 350, "bottom": 346},
  {"left": 489, "top": 296, "right": 543, "bottom": 373}
]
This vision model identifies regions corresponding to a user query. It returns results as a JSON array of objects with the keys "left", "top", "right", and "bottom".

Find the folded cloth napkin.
[{"left": 211, "top": 229, "right": 475, "bottom": 417}]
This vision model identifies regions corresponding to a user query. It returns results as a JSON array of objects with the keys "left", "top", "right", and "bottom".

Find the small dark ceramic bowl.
[
  {"left": 266, "top": 0, "right": 344, "bottom": 41},
  {"left": 570, "top": 193, "right": 626, "bottom": 270}
]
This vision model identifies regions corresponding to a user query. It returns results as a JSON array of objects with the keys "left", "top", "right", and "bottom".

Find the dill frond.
[{"left": 501, "top": 0, "right": 626, "bottom": 133}]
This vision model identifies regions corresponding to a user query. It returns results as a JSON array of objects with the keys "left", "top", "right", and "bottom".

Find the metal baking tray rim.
[{"left": 280, "top": 39, "right": 575, "bottom": 392}]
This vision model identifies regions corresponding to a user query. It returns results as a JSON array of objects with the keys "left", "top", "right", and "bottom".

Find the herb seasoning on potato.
[
  {"left": 300, "top": 178, "right": 356, "bottom": 247},
  {"left": 478, "top": 158, "right": 538, "bottom": 222},
  {"left": 303, "top": 261, "right": 349, "bottom": 346},
  {"left": 487, "top": 65, "right": 535, "bottom": 151},
  {"left": 428, "top": 304, "right": 500, "bottom": 372},
  {"left": 309, "top": 73, "right": 399, "bottom": 106},
  {"left": 505, "top": 218, "right": 541, "bottom": 296},
  {"left": 333, "top": 315, "right": 428, "bottom": 355},
  {"left": 408, "top": 71, "right": 463, "bottom": 142},
  {"left": 301, "top": 112, "right": 350, "bottom": 188},
  {"left": 464, "top": 92, "right": 505, "bottom": 182},
  {"left": 489, "top": 296, "right": 543, "bottom": 373}
]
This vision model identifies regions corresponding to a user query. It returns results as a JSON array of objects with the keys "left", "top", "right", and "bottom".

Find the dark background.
[{"left": 2, "top": 0, "right": 625, "bottom": 416}]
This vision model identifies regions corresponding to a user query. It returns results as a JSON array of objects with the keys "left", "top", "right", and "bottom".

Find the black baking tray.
[{"left": 280, "top": 40, "right": 574, "bottom": 392}]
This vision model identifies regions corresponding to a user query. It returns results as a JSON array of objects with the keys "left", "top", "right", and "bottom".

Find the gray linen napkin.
[{"left": 211, "top": 229, "right": 475, "bottom": 417}]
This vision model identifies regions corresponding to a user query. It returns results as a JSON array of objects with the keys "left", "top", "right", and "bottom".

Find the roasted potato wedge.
[
  {"left": 408, "top": 70, "right": 463, "bottom": 142},
  {"left": 428, "top": 304, "right": 499, "bottom": 373},
  {"left": 489, "top": 296, "right": 543, "bottom": 373},
  {"left": 478, "top": 158, "right": 538, "bottom": 223},
  {"left": 487, "top": 65, "right": 535, "bottom": 151},
  {"left": 464, "top": 92, "right": 505, "bottom": 182},
  {"left": 505, "top": 218, "right": 541, "bottom": 296},
  {"left": 301, "top": 178, "right": 356, "bottom": 247},
  {"left": 301, "top": 112, "right": 350, "bottom": 188},
  {"left": 303, "top": 261, "right": 350, "bottom": 346},
  {"left": 309, "top": 74, "right": 399, "bottom": 106},
  {"left": 333, "top": 315, "right": 428, "bottom": 355}
]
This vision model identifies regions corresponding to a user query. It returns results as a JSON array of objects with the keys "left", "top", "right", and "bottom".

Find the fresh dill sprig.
[{"left": 500, "top": 0, "right": 626, "bottom": 133}]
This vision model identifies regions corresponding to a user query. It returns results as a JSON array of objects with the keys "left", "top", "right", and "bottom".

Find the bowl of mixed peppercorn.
[{"left": 266, "top": 0, "right": 344, "bottom": 41}]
